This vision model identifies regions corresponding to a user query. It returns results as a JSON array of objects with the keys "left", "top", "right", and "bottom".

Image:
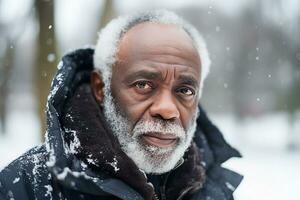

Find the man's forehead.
[
  {"left": 121, "top": 22, "right": 194, "bottom": 45},
  {"left": 116, "top": 22, "right": 201, "bottom": 72}
]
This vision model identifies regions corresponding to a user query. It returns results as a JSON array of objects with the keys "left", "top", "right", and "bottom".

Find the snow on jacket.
[{"left": 0, "top": 48, "right": 242, "bottom": 200}]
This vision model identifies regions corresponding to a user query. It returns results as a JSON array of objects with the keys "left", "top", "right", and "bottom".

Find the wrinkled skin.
[{"left": 91, "top": 22, "right": 201, "bottom": 147}]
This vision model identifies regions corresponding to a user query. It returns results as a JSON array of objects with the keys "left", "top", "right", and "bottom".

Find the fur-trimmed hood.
[{"left": 44, "top": 48, "right": 242, "bottom": 200}]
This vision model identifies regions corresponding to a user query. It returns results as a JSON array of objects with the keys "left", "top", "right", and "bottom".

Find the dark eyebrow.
[
  {"left": 124, "top": 70, "right": 162, "bottom": 83},
  {"left": 177, "top": 74, "right": 199, "bottom": 89}
]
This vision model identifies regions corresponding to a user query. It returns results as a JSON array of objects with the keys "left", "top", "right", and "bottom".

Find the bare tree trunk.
[
  {"left": 99, "top": 0, "right": 116, "bottom": 28},
  {"left": 35, "top": 0, "right": 57, "bottom": 140},
  {"left": 0, "top": 46, "right": 14, "bottom": 134}
]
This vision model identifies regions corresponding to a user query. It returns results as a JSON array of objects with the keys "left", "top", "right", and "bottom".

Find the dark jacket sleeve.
[
  {"left": 0, "top": 163, "right": 33, "bottom": 200},
  {"left": 0, "top": 167, "right": 15, "bottom": 200},
  {"left": 0, "top": 193, "right": 7, "bottom": 200},
  {"left": 0, "top": 182, "right": 7, "bottom": 200},
  {"left": 0, "top": 145, "right": 50, "bottom": 200}
]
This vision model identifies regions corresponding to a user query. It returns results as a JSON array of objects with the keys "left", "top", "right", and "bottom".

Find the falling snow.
[{"left": 47, "top": 53, "right": 56, "bottom": 62}]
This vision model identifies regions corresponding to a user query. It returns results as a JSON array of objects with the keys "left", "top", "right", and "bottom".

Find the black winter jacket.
[{"left": 0, "top": 48, "right": 242, "bottom": 200}]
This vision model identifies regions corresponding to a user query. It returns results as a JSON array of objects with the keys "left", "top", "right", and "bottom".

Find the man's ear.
[{"left": 91, "top": 70, "right": 105, "bottom": 104}]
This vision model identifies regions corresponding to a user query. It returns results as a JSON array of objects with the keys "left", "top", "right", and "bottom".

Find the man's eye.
[
  {"left": 178, "top": 87, "right": 195, "bottom": 96},
  {"left": 134, "top": 81, "right": 152, "bottom": 90}
]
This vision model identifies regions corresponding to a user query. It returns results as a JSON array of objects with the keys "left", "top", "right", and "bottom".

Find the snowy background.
[{"left": 0, "top": 0, "right": 300, "bottom": 200}]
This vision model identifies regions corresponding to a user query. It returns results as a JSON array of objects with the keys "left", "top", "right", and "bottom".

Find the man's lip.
[{"left": 141, "top": 133, "right": 177, "bottom": 147}]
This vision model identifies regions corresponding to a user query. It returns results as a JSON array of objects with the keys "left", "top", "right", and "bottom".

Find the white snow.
[
  {"left": 55, "top": 72, "right": 64, "bottom": 85},
  {"left": 46, "top": 154, "right": 56, "bottom": 168},
  {"left": 86, "top": 154, "right": 97, "bottom": 165},
  {"left": 56, "top": 168, "right": 69, "bottom": 180},
  {"left": 31, "top": 153, "right": 45, "bottom": 189},
  {"left": 80, "top": 161, "right": 88, "bottom": 170},
  {"left": 86, "top": 158, "right": 96, "bottom": 165},
  {"left": 44, "top": 185, "right": 53, "bottom": 198},
  {"left": 56, "top": 167, "right": 96, "bottom": 182},
  {"left": 12, "top": 177, "right": 20, "bottom": 184},
  {"left": 63, "top": 128, "right": 81, "bottom": 154},
  {"left": 224, "top": 149, "right": 300, "bottom": 200},
  {"left": 48, "top": 85, "right": 59, "bottom": 101},
  {"left": 57, "top": 61, "right": 64, "bottom": 70},
  {"left": 65, "top": 113, "right": 74, "bottom": 122},
  {"left": 107, "top": 157, "right": 120, "bottom": 172},
  {"left": 212, "top": 112, "right": 300, "bottom": 200}
]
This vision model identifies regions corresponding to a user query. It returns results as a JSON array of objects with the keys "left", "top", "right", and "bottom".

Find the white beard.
[{"left": 102, "top": 85, "right": 199, "bottom": 174}]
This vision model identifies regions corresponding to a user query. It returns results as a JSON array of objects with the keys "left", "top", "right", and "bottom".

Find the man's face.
[{"left": 95, "top": 22, "right": 201, "bottom": 174}]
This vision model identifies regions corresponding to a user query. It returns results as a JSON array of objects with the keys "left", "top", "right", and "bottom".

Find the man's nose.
[{"left": 149, "top": 90, "right": 180, "bottom": 120}]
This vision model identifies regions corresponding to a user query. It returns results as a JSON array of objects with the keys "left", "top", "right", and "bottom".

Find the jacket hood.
[{"left": 45, "top": 48, "right": 242, "bottom": 200}]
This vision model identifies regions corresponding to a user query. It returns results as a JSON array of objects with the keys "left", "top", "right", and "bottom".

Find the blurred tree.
[
  {"left": 0, "top": 43, "right": 14, "bottom": 134},
  {"left": 99, "top": 0, "right": 116, "bottom": 28},
  {"left": 0, "top": 0, "right": 11, "bottom": 134},
  {"left": 35, "top": 0, "right": 57, "bottom": 139},
  {"left": 284, "top": 33, "right": 300, "bottom": 150},
  {"left": 0, "top": 0, "right": 32, "bottom": 134}
]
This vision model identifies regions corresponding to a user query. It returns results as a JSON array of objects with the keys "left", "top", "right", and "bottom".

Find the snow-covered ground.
[
  {"left": 0, "top": 92, "right": 41, "bottom": 170},
  {"left": 212, "top": 113, "right": 300, "bottom": 200},
  {"left": 225, "top": 149, "right": 300, "bottom": 200},
  {"left": 1, "top": 109, "right": 300, "bottom": 200}
]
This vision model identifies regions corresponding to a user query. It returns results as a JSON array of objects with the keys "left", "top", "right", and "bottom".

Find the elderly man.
[{"left": 0, "top": 10, "right": 242, "bottom": 200}]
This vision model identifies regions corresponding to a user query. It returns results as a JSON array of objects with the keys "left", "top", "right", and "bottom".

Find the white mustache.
[{"left": 132, "top": 119, "right": 186, "bottom": 139}]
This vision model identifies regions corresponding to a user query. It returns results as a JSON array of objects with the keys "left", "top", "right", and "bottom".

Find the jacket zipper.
[
  {"left": 160, "top": 158, "right": 184, "bottom": 200},
  {"left": 152, "top": 158, "right": 185, "bottom": 200},
  {"left": 152, "top": 171, "right": 170, "bottom": 200},
  {"left": 159, "top": 171, "right": 171, "bottom": 200}
]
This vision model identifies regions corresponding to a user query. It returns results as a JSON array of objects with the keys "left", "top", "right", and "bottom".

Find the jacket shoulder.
[{"left": 0, "top": 144, "right": 51, "bottom": 200}]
